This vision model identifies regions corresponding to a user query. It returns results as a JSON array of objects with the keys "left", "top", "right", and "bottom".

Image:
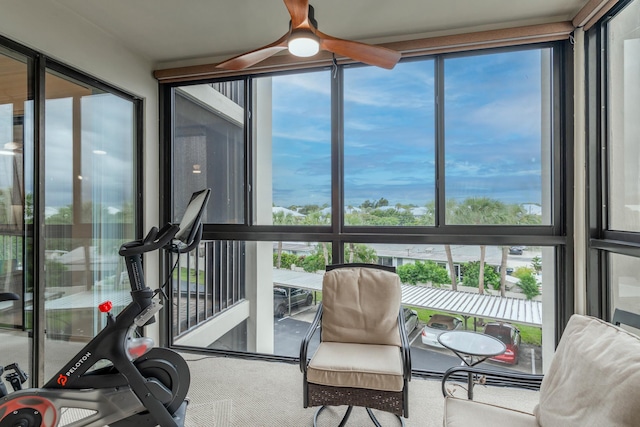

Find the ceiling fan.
[{"left": 215, "top": 0, "right": 401, "bottom": 71}]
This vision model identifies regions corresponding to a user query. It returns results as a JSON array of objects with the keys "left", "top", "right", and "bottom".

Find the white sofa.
[{"left": 442, "top": 314, "right": 640, "bottom": 427}]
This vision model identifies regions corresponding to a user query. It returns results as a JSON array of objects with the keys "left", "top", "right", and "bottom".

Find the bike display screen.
[{"left": 174, "top": 188, "right": 211, "bottom": 247}]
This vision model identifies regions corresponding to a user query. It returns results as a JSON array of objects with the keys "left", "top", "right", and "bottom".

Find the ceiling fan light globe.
[{"left": 288, "top": 31, "right": 320, "bottom": 57}]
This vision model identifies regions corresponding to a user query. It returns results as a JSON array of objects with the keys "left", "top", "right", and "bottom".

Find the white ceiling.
[{"left": 54, "top": 0, "right": 589, "bottom": 67}]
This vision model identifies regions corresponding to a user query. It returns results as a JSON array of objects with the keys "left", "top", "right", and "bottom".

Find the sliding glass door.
[
  {"left": 0, "top": 46, "right": 33, "bottom": 383},
  {"left": 42, "top": 68, "right": 138, "bottom": 379}
]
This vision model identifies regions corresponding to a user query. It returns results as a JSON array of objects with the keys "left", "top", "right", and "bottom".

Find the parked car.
[
  {"left": 273, "top": 287, "right": 313, "bottom": 318},
  {"left": 483, "top": 322, "right": 521, "bottom": 365},
  {"left": 403, "top": 306, "right": 419, "bottom": 335},
  {"left": 509, "top": 246, "right": 526, "bottom": 255},
  {"left": 421, "top": 314, "right": 463, "bottom": 348}
]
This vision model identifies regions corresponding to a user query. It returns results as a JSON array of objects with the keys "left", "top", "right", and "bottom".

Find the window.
[
  {"left": 43, "top": 67, "right": 139, "bottom": 379},
  {"left": 173, "top": 83, "right": 245, "bottom": 224},
  {"left": 444, "top": 49, "right": 552, "bottom": 225},
  {"left": 344, "top": 62, "right": 435, "bottom": 226},
  {"left": 606, "top": 0, "right": 640, "bottom": 233},
  {"left": 587, "top": 0, "right": 640, "bottom": 320},
  {"left": 163, "top": 43, "right": 568, "bottom": 377},
  {"left": 0, "top": 36, "right": 142, "bottom": 385},
  {"left": 254, "top": 71, "right": 332, "bottom": 226}
]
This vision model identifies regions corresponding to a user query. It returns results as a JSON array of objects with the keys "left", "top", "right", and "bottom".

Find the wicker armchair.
[{"left": 300, "top": 264, "right": 411, "bottom": 426}]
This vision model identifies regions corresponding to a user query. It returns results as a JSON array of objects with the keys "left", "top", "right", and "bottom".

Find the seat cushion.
[
  {"left": 307, "top": 342, "right": 404, "bottom": 392},
  {"left": 444, "top": 397, "right": 538, "bottom": 427},
  {"left": 321, "top": 266, "right": 401, "bottom": 346},
  {"left": 534, "top": 314, "right": 640, "bottom": 427}
]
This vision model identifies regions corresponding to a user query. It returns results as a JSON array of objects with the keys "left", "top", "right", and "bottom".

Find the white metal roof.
[{"left": 272, "top": 268, "right": 542, "bottom": 327}]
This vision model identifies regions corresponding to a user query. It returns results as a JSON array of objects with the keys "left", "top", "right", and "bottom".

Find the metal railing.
[
  {"left": 210, "top": 81, "right": 244, "bottom": 107},
  {"left": 171, "top": 240, "right": 245, "bottom": 338}
]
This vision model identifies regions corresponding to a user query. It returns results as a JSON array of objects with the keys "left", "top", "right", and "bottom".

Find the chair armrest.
[
  {"left": 441, "top": 365, "right": 544, "bottom": 398},
  {"left": 398, "top": 310, "right": 411, "bottom": 380},
  {"left": 299, "top": 303, "right": 323, "bottom": 374}
]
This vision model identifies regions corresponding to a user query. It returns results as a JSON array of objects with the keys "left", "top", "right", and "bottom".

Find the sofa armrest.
[{"left": 442, "top": 366, "right": 544, "bottom": 398}]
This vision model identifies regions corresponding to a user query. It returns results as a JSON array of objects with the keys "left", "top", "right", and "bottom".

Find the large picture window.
[{"left": 164, "top": 43, "right": 569, "bottom": 378}]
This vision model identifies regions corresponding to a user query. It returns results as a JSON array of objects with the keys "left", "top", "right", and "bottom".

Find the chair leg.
[
  {"left": 313, "top": 406, "right": 404, "bottom": 426},
  {"left": 313, "top": 406, "right": 353, "bottom": 427},
  {"left": 365, "top": 408, "right": 405, "bottom": 427}
]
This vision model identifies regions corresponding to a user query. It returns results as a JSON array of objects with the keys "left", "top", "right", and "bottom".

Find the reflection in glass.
[
  {"left": 444, "top": 49, "right": 552, "bottom": 225},
  {"left": 344, "top": 62, "right": 435, "bottom": 226},
  {"left": 607, "top": 0, "right": 640, "bottom": 232},
  {"left": 173, "top": 83, "right": 245, "bottom": 224},
  {"left": 0, "top": 48, "right": 31, "bottom": 384},
  {"left": 609, "top": 253, "right": 640, "bottom": 317},
  {"left": 43, "top": 70, "right": 137, "bottom": 379}
]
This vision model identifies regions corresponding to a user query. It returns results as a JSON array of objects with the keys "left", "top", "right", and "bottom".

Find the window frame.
[
  {"left": 586, "top": 0, "right": 640, "bottom": 320},
  {"left": 160, "top": 41, "right": 575, "bottom": 369}
]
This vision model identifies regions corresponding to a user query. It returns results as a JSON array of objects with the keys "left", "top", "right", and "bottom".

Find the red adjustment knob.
[{"left": 99, "top": 301, "right": 113, "bottom": 313}]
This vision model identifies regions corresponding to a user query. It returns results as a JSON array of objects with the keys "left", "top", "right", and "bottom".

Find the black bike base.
[{"left": 110, "top": 399, "right": 189, "bottom": 427}]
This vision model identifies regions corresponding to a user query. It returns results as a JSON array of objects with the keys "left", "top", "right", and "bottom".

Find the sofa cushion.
[
  {"left": 534, "top": 314, "right": 640, "bottom": 427},
  {"left": 444, "top": 397, "right": 538, "bottom": 427},
  {"left": 321, "top": 266, "right": 401, "bottom": 346},
  {"left": 307, "top": 342, "right": 404, "bottom": 392}
]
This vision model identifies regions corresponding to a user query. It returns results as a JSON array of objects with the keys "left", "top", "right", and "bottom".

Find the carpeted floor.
[{"left": 182, "top": 355, "right": 539, "bottom": 427}]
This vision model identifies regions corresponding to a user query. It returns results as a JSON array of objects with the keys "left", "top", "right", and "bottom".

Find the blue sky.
[{"left": 271, "top": 48, "right": 548, "bottom": 209}]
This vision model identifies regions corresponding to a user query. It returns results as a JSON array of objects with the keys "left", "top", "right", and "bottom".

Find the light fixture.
[
  {"left": 192, "top": 164, "right": 201, "bottom": 174},
  {"left": 288, "top": 29, "right": 319, "bottom": 57},
  {"left": 93, "top": 150, "right": 107, "bottom": 155}
]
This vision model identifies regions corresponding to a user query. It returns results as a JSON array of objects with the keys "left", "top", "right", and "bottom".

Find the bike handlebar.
[{"left": 118, "top": 223, "right": 179, "bottom": 256}]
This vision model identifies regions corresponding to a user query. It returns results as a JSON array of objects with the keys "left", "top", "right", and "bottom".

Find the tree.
[
  {"left": 272, "top": 210, "right": 299, "bottom": 268},
  {"left": 346, "top": 243, "right": 378, "bottom": 264},
  {"left": 531, "top": 256, "right": 542, "bottom": 274},
  {"left": 518, "top": 273, "right": 541, "bottom": 300},
  {"left": 273, "top": 252, "right": 300, "bottom": 270},
  {"left": 499, "top": 246, "right": 508, "bottom": 297},
  {"left": 444, "top": 245, "right": 458, "bottom": 290},
  {"left": 450, "top": 197, "right": 510, "bottom": 295},
  {"left": 462, "top": 261, "right": 500, "bottom": 291},
  {"left": 397, "top": 260, "right": 450, "bottom": 286}
]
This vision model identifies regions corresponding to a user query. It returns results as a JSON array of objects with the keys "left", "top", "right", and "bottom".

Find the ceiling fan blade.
[
  {"left": 283, "top": 0, "right": 309, "bottom": 28},
  {"left": 216, "top": 33, "right": 290, "bottom": 70},
  {"left": 317, "top": 31, "right": 401, "bottom": 70}
]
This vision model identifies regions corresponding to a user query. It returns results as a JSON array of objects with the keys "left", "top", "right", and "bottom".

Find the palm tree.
[
  {"left": 272, "top": 210, "right": 299, "bottom": 268},
  {"left": 445, "top": 245, "right": 458, "bottom": 291},
  {"left": 452, "top": 197, "right": 508, "bottom": 295}
]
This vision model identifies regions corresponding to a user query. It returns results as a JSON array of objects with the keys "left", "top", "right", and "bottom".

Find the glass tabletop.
[{"left": 438, "top": 330, "right": 506, "bottom": 357}]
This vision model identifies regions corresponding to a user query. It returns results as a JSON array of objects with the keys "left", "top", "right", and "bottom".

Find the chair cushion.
[
  {"left": 307, "top": 342, "right": 404, "bottom": 392},
  {"left": 534, "top": 314, "right": 640, "bottom": 427},
  {"left": 321, "top": 266, "right": 401, "bottom": 346},
  {"left": 444, "top": 397, "right": 538, "bottom": 427}
]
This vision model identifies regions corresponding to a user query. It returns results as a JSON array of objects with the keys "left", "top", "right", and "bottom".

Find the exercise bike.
[{"left": 0, "top": 188, "right": 211, "bottom": 427}]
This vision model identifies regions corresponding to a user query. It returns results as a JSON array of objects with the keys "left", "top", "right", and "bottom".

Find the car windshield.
[
  {"left": 485, "top": 327, "right": 511, "bottom": 344},
  {"left": 428, "top": 323, "right": 450, "bottom": 330}
]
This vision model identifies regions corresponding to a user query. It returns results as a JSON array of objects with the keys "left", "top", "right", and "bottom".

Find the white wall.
[{"left": 0, "top": 1, "right": 161, "bottom": 338}]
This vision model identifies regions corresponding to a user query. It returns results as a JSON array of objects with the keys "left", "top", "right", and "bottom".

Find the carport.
[{"left": 272, "top": 268, "right": 542, "bottom": 327}]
